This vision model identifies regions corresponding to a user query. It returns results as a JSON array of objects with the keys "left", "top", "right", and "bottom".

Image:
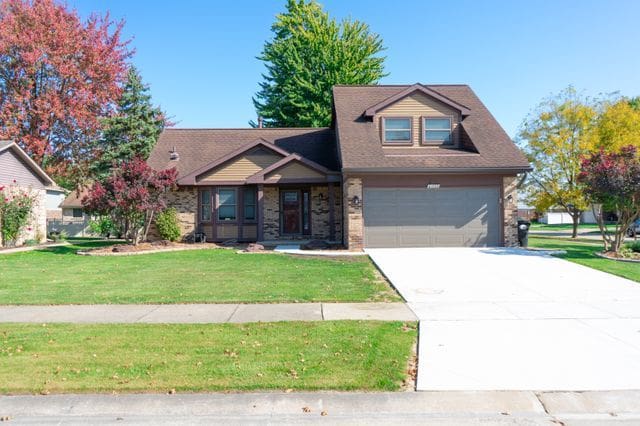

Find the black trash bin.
[{"left": 517, "top": 219, "right": 531, "bottom": 247}]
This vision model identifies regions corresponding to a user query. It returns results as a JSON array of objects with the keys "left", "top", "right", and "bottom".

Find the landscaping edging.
[
  {"left": 77, "top": 244, "right": 223, "bottom": 256},
  {"left": 594, "top": 251, "right": 640, "bottom": 263},
  {"left": 0, "top": 241, "right": 70, "bottom": 255}
]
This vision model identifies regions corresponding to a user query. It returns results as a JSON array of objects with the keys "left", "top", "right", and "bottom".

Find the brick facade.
[
  {"left": 148, "top": 187, "right": 197, "bottom": 241},
  {"left": 159, "top": 185, "right": 343, "bottom": 243},
  {"left": 502, "top": 176, "right": 519, "bottom": 247},
  {"left": 263, "top": 186, "right": 280, "bottom": 240},
  {"left": 343, "top": 177, "right": 364, "bottom": 251}
]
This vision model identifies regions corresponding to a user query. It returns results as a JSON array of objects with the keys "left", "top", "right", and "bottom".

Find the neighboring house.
[
  {"left": 0, "top": 140, "right": 57, "bottom": 245},
  {"left": 45, "top": 185, "right": 67, "bottom": 220},
  {"left": 517, "top": 202, "right": 538, "bottom": 222},
  {"left": 147, "top": 83, "right": 531, "bottom": 249},
  {"left": 47, "top": 188, "right": 94, "bottom": 237}
]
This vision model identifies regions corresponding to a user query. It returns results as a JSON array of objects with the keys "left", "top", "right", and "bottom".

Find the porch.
[{"left": 197, "top": 183, "right": 342, "bottom": 243}]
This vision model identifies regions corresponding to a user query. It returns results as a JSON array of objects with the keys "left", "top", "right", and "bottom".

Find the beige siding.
[
  {"left": 216, "top": 224, "right": 238, "bottom": 239},
  {"left": 376, "top": 93, "right": 461, "bottom": 147},
  {"left": 266, "top": 162, "right": 323, "bottom": 181},
  {"left": 199, "top": 148, "right": 282, "bottom": 182},
  {"left": 0, "top": 149, "right": 46, "bottom": 189},
  {"left": 243, "top": 224, "right": 257, "bottom": 239}
]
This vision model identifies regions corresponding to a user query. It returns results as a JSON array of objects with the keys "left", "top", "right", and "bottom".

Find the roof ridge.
[
  {"left": 164, "top": 127, "right": 332, "bottom": 131},
  {"left": 333, "top": 83, "right": 471, "bottom": 88}
]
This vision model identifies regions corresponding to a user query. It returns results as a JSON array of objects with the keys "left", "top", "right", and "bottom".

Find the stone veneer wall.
[
  {"left": 310, "top": 184, "right": 342, "bottom": 240},
  {"left": 503, "top": 176, "right": 519, "bottom": 247},
  {"left": 343, "top": 177, "right": 363, "bottom": 250},
  {"left": 148, "top": 187, "right": 197, "bottom": 241},
  {"left": 263, "top": 186, "right": 280, "bottom": 240}
]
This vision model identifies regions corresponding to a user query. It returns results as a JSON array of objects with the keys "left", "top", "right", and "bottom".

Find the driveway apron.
[{"left": 366, "top": 247, "right": 640, "bottom": 391}]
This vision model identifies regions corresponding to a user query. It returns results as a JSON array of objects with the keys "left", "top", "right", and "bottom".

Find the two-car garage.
[{"left": 363, "top": 186, "right": 501, "bottom": 248}]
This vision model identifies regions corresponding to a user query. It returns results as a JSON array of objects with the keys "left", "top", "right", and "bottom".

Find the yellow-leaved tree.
[
  {"left": 591, "top": 98, "right": 640, "bottom": 152},
  {"left": 518, "top": 87, "right": 597, "bottom": 238}
]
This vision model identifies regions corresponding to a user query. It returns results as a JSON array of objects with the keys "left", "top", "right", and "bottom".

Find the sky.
[{"left": 67, "top": 0, "right": 640, "bottom": 138}]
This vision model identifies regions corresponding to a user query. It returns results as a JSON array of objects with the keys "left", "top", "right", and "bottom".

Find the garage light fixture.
[{"left": 352, "top": 195, "right": 361, "bottom": 206}]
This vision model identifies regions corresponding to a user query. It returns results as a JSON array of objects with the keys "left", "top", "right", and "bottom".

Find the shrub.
[
  {"left": 89, "top": 216, "right": 115, "bottom": 237},
  {"left": 0, "top": 184, "right": 37, "bottom": 247},
  {"left": 155, "top": 208, "right": 181, "bottom": 242},
  {"left": 626, "top": 241, "right": 640, "bottom": 254},
  {"left": 49, "top": 230, "right": 68, "bottom": 242}
]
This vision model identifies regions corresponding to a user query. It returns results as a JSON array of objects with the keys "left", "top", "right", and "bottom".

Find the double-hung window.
[
  {"left": 423, "top": 117, "right": 452, "bottom": 144},
  {"left": 218, "top": 188, "right": 236, "bottom": 221},
  {"left": 382, "top": 117, "right": 412, "bottom": 144},
  {"left": 200, "top": 189, "right": 211, "bottom": 221},
  {"left": 243, "top": 187, "right": 257, "bottom": 221}
]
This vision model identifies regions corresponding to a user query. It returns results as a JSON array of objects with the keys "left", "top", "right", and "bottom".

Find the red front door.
[{"left": 282, "top": 190, "right": 301, "bottom": 234}]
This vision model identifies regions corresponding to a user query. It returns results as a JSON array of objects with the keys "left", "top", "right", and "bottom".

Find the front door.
[{"left": 282, "top": 190, "right": 301, "bottom": 234}]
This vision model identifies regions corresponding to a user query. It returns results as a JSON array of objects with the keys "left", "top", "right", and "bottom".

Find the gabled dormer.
[{"left": 363, "top": 84, "right": 471, "bottom": 149}]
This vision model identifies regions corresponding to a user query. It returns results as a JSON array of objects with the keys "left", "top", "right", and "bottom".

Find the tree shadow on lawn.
[{"left": 36, "top": 240, "right": 122, "bottom": 255}]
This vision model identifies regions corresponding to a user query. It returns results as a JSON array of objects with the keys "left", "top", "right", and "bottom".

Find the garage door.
[{"left": 363, "top": 187, "right": 501, "bottom": 248}]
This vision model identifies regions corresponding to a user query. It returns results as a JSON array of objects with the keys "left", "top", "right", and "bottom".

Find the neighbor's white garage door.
[{"left": 363, "top": 187, "right": 501, "bottom": 248}]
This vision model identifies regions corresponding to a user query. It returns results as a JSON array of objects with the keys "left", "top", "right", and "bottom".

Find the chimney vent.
[
  {"left": 257, "top": 116, "right": 264, "bottom": 128},
  {"left": 169, "top": 146, "right": 179, "bottom": 161}
]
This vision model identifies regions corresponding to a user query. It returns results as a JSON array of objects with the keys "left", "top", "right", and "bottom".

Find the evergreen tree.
[
  {"left": 253, "top": 0, "right": 386, "bottom": 127},
  {"left": 94, "top": 67, "right": 166, "bottom": 179}
]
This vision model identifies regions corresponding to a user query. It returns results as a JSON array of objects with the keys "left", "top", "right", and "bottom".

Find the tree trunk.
[
  {"left": 143, "top": 210, "right": 154, "bottom": 242},
  {"left": 571, "top": 213, "right": 579, "bottom": 239}
]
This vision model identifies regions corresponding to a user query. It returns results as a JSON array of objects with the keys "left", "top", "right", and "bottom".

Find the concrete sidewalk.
[
  {"left": 0, "top": 302, "right": 417, "bottom": 324},
  {"left": 2, "top": 390, "right": 639, "bottom": 425}
]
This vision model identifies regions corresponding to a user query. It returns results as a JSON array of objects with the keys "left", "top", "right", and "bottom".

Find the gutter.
[{"left": 341, "top": 166, "right": 533, "bottom": 174}]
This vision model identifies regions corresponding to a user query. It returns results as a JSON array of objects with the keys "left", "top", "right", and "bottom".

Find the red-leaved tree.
[
  {"left": 578, "top": 145, "right": 640, "bottom": 252},
  {"left": 82, "top": 157, "right": 177, "bottom": 244},
  {"left": 0, "top": 0, "right": 131, "bottom": 182}
]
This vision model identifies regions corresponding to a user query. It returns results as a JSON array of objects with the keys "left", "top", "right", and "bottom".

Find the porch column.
[
  {"left": 328, "top": 182, "right": 335, "bottom": 241},
  {"left": 257, "top": 184, "right": 264, "bottom": 241}
]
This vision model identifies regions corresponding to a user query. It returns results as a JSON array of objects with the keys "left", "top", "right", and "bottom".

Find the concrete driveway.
[{"left": 366, "top": 247, "right": 640, "bottom": 391}]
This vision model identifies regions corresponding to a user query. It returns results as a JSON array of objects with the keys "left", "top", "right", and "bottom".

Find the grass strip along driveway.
[
  {"left": 0, "top": 321, "right": 417, "bottom": 393},
  {"left": 0, "top": 240, "right": 399, "bottom": 304},
  {"left": 529, "top": 236, "right": 640, "bottom": 283}
]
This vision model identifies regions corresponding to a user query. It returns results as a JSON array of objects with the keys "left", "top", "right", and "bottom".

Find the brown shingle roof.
[
  {"left": 147, "top": 128, "right": 338, "bottom": 178},
  {"left": 60, "top": 188, "right": 89, "bottom": 208},
  {"left": 332, "top": 84, "right": 531, "bottom": 172}
]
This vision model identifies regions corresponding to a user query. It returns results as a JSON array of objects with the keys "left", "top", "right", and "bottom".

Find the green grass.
[
  {"left": 0, "top": 321, "right": 416, "bottom": 393},
  {"left": 0, "top": 240, "right": 398, "bottom": 304},
  {"left": 529, "top": 223, "right": 601, "bottom": 231},
  {"left": 529, "top": 236, "right": 640, "bottom": 282}
]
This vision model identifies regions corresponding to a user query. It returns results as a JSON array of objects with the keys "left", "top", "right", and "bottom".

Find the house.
[
  {"left": 45, "top": 185, "right": 67, "bottom": 220},
  {"left": 0, "top": 140, "right": 57, "bottom": 245},
  {"left": 147, "top": 84, "right": 531, "bottom": 249},
  {"left": 47, "top": 188, "right": 94, "bottom": 237}
]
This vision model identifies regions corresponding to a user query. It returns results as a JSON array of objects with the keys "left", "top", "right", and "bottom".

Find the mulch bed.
[
  {"left": 78, "top": 240, "right": 223, "bottom": 256},
  {"left": 595, "top": 251, "right": 640, "bottom": 263}
]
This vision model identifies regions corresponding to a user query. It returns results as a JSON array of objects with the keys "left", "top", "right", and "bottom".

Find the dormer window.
[
  {"left": 423, "top": 117, "right": 452, "bottom": 144},
  {"left": 382, "top": 117, "right": 412, "bottom": 144}
]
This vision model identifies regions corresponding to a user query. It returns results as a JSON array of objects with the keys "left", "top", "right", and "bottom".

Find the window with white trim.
[
  {"left": 382, "top": 117, "right": 412, "bottom": 143},
  {"left": 423, "top": 117, "right": 452, "bottom": 144},
  {"left": 218, "top": 188, "right": 237, "bottom": 221}
]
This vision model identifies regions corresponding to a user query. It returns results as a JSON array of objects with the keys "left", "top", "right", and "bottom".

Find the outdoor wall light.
[{"left": 352, "top": 195, "right": 361, "bottom": 206}]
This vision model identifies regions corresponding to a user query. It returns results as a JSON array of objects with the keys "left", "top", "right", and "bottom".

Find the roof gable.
[
  {"left": 246, "top": 154, "right": 340, "bottom": 184},
  {"left": 177, "top": 138, "right": 289, "bottom": 185},
  {"left": 363, "top": 84, "right": 471, "bottom": 118},
  {"left": 0, "top": 140, "right": 56, "bottom": 186}
]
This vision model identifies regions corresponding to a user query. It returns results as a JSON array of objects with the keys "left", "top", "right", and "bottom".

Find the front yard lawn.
[
  {"left": 0, "top": 321, "right": 416, "bottom": 393},
  {"left": 529, "top": 223, "right": 601, "bottom": 232},
  {"left": 529, "top": 236, "right": 640, "bottom": 283},
  {"left": 0, "top": 240, "right": 399, "bottom": 304}
]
